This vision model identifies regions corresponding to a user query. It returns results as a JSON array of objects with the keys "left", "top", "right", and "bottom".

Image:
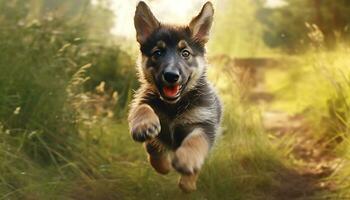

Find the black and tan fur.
[{"left": 128, "top": 1, "right": 222, "bottom": 192}]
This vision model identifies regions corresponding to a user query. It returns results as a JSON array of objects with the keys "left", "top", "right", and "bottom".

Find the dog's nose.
[{"left": 163, "top": 70, "right": 180, "bottom": 84}]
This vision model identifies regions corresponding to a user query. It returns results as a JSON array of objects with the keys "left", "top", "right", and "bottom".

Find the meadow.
[{"left": 0, "top": 1, "right": 350, "bottom": 199}]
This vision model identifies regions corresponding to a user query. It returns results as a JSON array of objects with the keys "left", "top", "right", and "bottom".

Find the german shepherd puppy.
[{"left": 128, "top": 1, "right": 222, "bottom": 192}]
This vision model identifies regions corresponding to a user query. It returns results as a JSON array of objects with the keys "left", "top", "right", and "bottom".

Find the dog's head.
[{"left": 134, "top": 1, "right": 214, "bottom": 103}]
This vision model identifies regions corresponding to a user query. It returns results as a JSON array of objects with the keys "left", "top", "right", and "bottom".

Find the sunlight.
[
  {"left": 110, "top": 0, "right": 285, "bottom": 39},
  {"left": 265, "top": 0, "right": 286, "bottom": 8},
  {"left": 110, "top": 0, "right": 214, "bottom": 38}
]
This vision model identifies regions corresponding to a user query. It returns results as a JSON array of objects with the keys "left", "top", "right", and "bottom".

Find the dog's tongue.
[{"left": 163, "top": 85, "right": 180, "bottom": 98}]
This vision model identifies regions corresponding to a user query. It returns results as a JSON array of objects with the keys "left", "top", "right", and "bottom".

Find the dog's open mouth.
[{"left": 162, "top": 85, "right": 182, "bottom": 100}]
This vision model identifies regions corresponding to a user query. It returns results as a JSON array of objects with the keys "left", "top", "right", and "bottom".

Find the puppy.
[{"left": 128, "top": 1, "right": 222, "bottom": 192}]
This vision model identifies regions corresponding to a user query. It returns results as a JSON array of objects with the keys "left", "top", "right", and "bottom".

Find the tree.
[
  {"left": 257, "top": 0, "right": 350, "bottom": 52},
  {"left": 23, "top": 0, "right": 115, "bottom": 41},
  {"left": 210, "top": 0, "right": 268, "bottom": 57}
]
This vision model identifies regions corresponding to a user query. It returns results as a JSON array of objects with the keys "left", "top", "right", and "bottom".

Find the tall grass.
[{"left": 0, "top": 2, "right": 138, "bottom": 198}]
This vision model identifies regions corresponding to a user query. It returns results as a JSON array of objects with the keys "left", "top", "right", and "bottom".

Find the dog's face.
[{"left": 134, "top": 1, "right": 214, "bottom": 103}]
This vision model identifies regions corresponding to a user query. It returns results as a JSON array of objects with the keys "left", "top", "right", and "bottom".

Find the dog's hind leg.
[
  {"left": 145, "top": 140, "right": 171, "bottom": 175},
  {"left": 178, "top": 173, "right": 199, "bottom": 193},
  {"left": 172, "top": 128, "right": 210, "bottom": 192}
]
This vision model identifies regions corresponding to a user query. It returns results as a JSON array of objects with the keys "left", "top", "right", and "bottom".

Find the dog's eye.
[
  {"left": 152, "top": 50, "right": 163, "bottom": 59},
  {"left": 181, "top": 50, "right": 191, "bottom": 58}
]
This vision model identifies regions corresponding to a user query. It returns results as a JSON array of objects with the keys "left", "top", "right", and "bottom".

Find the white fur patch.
[{"left": 174, "top": 105, "right": 216, "bottom": 125}]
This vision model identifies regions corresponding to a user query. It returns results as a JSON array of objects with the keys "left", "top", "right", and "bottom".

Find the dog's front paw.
[
  {"left": 131, "top": 119, "right": 160, "bottom": 142},
  {"left": 172, "top": 147, "right": 204, "bottom": 175},
  {"left": 129, "top": 105, "right": 161, "bottom": 142},
  {"left": 129, "top": 104, "right": 161, "bottom": 142}
]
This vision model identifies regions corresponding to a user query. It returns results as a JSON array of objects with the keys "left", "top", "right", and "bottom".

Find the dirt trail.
[
  {"left": 223, "top": 56, "right": 340, "bottom": 199},
  {"left": 262, "top": 110, "right": 339, "bottom": 199},
  {"left": 215, "top": 55, "right": 341, "bottom": 199}
]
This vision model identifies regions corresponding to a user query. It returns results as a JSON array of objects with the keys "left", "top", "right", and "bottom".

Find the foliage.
[
  {"left": 210, "top": 0, "right": 271, "bottom": 57},
  {"left": 0, "top": 1, "right": 137, "bottom": 198},
  {"left": 257, "top": 0, "right": 350, "bottom": 51}
]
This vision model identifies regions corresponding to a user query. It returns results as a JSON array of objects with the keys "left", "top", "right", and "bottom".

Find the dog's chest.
[{"left": 155, "top": 106, "right": 211, "bottom": 149}]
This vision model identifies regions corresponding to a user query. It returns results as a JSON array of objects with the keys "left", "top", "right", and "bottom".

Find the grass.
[
  {"left": 0, "top": 108, "right": 289, "bottom": 199},
  {"left": 333, "top": 136, "right": 350, "bottom": 199}
]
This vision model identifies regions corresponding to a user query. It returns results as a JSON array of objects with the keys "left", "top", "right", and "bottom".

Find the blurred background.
[{"left": 1, "top": 0, "right": 350, "bottom": 199}]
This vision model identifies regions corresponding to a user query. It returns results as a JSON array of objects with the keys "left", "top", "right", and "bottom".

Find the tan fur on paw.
[
  {"left": 172, "top": 146, "right": 203, "bottom": 175},
  {"left": 178, "top": 174, "right": 198, "bottom": 193},
  {"left": 129, "top": 104, "right": 160, "bottom": 142},
  {"left": 172, "top": 128, "right": 209, "bottom": 175},
  {"left": 149, "top": 153, "right": 171, "bottom": 175}
]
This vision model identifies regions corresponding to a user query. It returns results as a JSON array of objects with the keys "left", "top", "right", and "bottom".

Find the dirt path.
[
  {"left": 262, "top": 110, "right": 340, "bottom": 199},
  {"left": 214, "top": 55, "right": 341, "bottom": 199}
]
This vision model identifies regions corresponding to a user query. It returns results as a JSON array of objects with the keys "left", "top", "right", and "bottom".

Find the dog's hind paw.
[
  {"left": 178, "top": 174, "right": 198, "bottom": 193},
  {"left": 172, "top": 147, "right": 203, "bottom": 175}
]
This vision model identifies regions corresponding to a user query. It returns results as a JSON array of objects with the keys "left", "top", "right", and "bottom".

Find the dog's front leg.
[
  {"left": 172, "top": 128, "right": 210, "bottom": 192},
  {"left": 128, "top": 104, "right": 161, "bottom": 142}
]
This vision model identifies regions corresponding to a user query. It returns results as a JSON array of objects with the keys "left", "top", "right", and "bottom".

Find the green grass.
[{"left": 0, "top": 109, "right": 290, "bottom": 199}]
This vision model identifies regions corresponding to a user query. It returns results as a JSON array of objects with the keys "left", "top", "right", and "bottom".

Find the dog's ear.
[
  {"left": 189, "top": 2, "right": 214, "bottom": 43},
  {"left": 134, "top": 1, "right": 160, "bottom": 44}
]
